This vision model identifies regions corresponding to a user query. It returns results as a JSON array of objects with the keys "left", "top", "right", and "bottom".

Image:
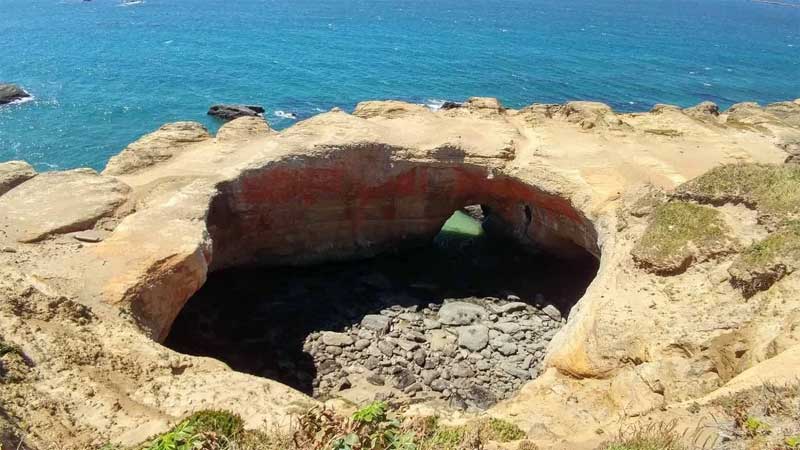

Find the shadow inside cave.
[{"left": 164, "top": 209, "right": 599, "bottom": 397}]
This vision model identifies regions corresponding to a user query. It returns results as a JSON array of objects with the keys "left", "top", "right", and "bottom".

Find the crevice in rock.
[{"left": 164, "top": 210, "right": 598, "bottom": 411}]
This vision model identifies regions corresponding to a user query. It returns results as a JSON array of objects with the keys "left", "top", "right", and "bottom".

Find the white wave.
[
  {"left": 2, "top": 95, "right": 35, "bottom": 107},
  {"left": 120, "top": 0, "right": 144, "bottom": 6},
  {"left": 423, "top": 99, "right": 447, "bottom": 111},
  {"left": 274, "top": 110, "right": 298, "bottom": 120}
]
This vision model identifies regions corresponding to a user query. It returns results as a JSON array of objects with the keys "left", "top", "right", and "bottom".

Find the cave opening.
[{"left": 164, "top": 205, "right": 598, "bottom": 411}]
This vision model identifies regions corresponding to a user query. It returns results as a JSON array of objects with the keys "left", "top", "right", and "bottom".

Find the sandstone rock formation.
[
  {"left": 1, "top": 97, "right": 799, "bottom": 450},
  {"left": 0, "top": 161, "right": 36, "bottom": 196},
  {"left": 103, "top": 121, "right": 212, "bottom": 175}
]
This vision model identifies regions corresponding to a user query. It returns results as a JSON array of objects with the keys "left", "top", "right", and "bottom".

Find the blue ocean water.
[{"left": 1, "top": 0, "right": 798, "bottom": 171}]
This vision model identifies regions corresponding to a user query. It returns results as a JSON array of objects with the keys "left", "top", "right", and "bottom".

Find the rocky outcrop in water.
[
  {"left": 1, "top": 96, "right": 800, "bottom": 449},
  {"left": 207, "top": 104, "right": 265, "bottom": 121},
  {"left": 0, "top": 83, "right": 30, "bottom": 105}
]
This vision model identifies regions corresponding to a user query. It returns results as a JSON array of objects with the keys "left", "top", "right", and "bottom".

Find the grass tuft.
[
  {"left": 728, "top": 221, "right": 800, "bottom": 297},
  {"left": 632, "top": 201, "right": 737, "bottom": 274},
  {"left": 675, "top": 163, "right": 800, "bottom": 226}
]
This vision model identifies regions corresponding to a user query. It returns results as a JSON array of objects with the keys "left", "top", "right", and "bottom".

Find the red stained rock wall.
[{"left": 207, "top": 148, "right": 598, "bottom": 271}]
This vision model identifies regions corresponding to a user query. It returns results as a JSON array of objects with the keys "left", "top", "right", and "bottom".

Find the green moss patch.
[
  {"left": 729, "top": 221, "right": 800, "bottom": 297},
  {"left": 676, "top": 163, "right": 800, "bottom": 226},
  {"left": 632, "top": 201, "right": 738, "bottom": 274}
]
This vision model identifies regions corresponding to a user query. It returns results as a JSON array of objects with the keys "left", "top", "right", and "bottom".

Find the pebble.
[{"left": 301, "top": 293, "right": 561, "bottom": 409}]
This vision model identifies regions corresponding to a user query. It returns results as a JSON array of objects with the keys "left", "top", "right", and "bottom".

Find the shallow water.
[{"left": 1, "top": 0, "right": 798, "bottom": 170}]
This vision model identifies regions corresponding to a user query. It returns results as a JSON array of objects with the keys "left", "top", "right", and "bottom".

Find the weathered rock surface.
[
  {"left": 103, "top": 121, "right": 212, "bottom": 175},
  {"left": 0, "top": 161, "right": 36, "bottom": 196},
  {"left": 0, "top": 169, "right": 130, "bottom": 242},
  {"left": 0, "top": 83, "right": 30, "bottom": 105},
  {"left": 215, "top": 116, "right": 272, "bottom": 142},
  {"left": 1, "top": 97, "right": 799, "bottom": 450},
  {"left": 207, "top": 104, "right": 265, "bottom": 121}
]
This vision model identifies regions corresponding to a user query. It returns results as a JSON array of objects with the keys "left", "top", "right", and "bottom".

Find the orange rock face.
[{"left": 207, "top": 149, "right": 597, "bottom": 271}]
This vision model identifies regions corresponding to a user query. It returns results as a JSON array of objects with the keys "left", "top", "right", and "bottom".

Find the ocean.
[{"left": 1, "top": 0, "right": 798, "bottom": 171}]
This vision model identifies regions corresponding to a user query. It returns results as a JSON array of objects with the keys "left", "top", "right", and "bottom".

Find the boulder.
[
  {"left": 0, "top": 161, "right": 36, "bottom": 197},
  {"left": 438, "top": 302, "right": 489, "bottom": 326},
  {"left": 104, "top": 122, "right": 211, "bottom": 175},
  {"left": 216, "top": 116, "right": 273, "bottom": 142},
  {"left": 457, "top": 324, "right": 490, "bottom": 352},
  {"left": 0, "top": 83, "right": 30, "bottom": 105},
  {"left": 361, "top": 314, "right": 391, "bottom": 333},
  {"left": 207, "top": 104, "right": 265, "bottom": 121},
  {"left": 0, "top": 168, "right": 130, "bottom": 242}
]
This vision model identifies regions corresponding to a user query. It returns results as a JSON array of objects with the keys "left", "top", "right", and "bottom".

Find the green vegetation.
[
  {"left": 728, "top": 221, "right": 800, "bottom": 296},
  {"left": 712, "top": 381, "right": 800, "bottom": 449},
  {"left": 632, "top": 201, "right": 736, "bottom": 274},
  {"left": 0, "top": 340, "right": 19, "bottom": 358},
  {"left": 113, "top": 403, "right": 526, "bottom": 450},
  {"left": 599, "top": 421, "right": 691, "bottom": 450},
  {"left": 676, "top": 163, "right": 800, "bottom": 225},
  {"left": 744, "top": 417, "right": 771, "bottom": 437}
]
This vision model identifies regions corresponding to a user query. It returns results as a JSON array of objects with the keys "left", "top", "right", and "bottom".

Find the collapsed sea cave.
[{"left": 164, "top": 207, "right": 599, "bottom": 411}]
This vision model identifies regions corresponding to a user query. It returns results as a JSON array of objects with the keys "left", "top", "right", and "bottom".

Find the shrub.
[{"left": 182, "top": 409, "right": 244, "bottom": 439}]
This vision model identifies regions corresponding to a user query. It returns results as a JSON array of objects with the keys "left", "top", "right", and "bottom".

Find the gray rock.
[
  {"left": 325, "top": 345, "right": 343, "bottom": 356},
  {"left": 354, "top": 339, "right": 370, "bottom": 350},
  {"left": 398, "top": 312, "right": 422, "bottom": 322},
  {"left": 73, "top": 230, "right": 103, "bottom": 243},
  {"left": 498, "top": 343, "right": 517, "bottom": 356},
  {"left": 421, "top": 370, "right": 438, "bottom": 385},
  {"left": 406, "top": 330, "right": 427, "bottom": 343},
  {"left": 493, "top": 322, "right": 521, "bottom": 334},
  {"left": 475, "top": 360, "right": 491, "bottom": 371},
  {"left": 501, "top": 363, "right": 530, "bottom": 380},
  {"left": 378, "top": 340, "right": 396, "bottom": 357},
  {"left": 542, "top": 304, "right": 562, "bottom": 321},
  {"left": 366, "top": 373, "right": 385, "bottom": 386},
  {"left": 430, "top": 379, "right": 449, "bottom": 392},
  {"left": 397, "top": 339, "right": 420, "bottom": 352},
  {"left": 392, "top": 369, "right": 416, "bottom": 390},
  {"left": 493, "top": 302, "right": 528, "bottom": 315},
  {"left": 457, "top": 325, "right": 489, "bottom": 351},
  {"left": 413, "top": 349, "right": 427, "bottom": 367},
  {"left": 423, "top": 318, "right": 441, "bottom": 330},
  {"left": 207, "top": 104, "right": 265, "bottom": 121},
  {"left": 465, "top": 385, "right": 497, "bottom": 410},
  {"left": 438, "top": 302, "right": 489, "bottom": 325},
  {"left": 364, "top": 357, "right": 381, "bottom": 370},
  {"left": 403, "top": 382, "right": 423, "bottom": 394},
  {"left": 361, "top": 314, "right": 391, "bottom": 333},
  {"left": 0, "top": 83, "right": 31, "bottom": 105},
  {"left": 452, "top": 364, "right": 474, "bottom": 378},
  {"left": 321, "top": 332, "right": 354, "bottom": 347}
]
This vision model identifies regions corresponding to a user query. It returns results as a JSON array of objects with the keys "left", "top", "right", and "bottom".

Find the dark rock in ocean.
[
  {"left": 440, "top": 101, "right": 463, "bottom": 110},
  {"left": 207, "top": 104, "right": 265, "bottom": 121},
  {"left": 0, "top": 84, "right": 31, "bottom": 105}
]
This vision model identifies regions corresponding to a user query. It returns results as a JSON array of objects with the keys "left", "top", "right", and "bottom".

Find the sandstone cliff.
[{"left": 1, "top": 98, "right": 799, "bottom": 449}]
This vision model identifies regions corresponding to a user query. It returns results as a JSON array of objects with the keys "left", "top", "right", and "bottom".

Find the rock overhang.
[{"left": 1, "top": 98, "right": 799, "bottom": 449}]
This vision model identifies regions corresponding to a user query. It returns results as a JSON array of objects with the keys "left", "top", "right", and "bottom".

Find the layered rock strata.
[{"left": 0, "top": 98, "right": 799, "bottom": 449}]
